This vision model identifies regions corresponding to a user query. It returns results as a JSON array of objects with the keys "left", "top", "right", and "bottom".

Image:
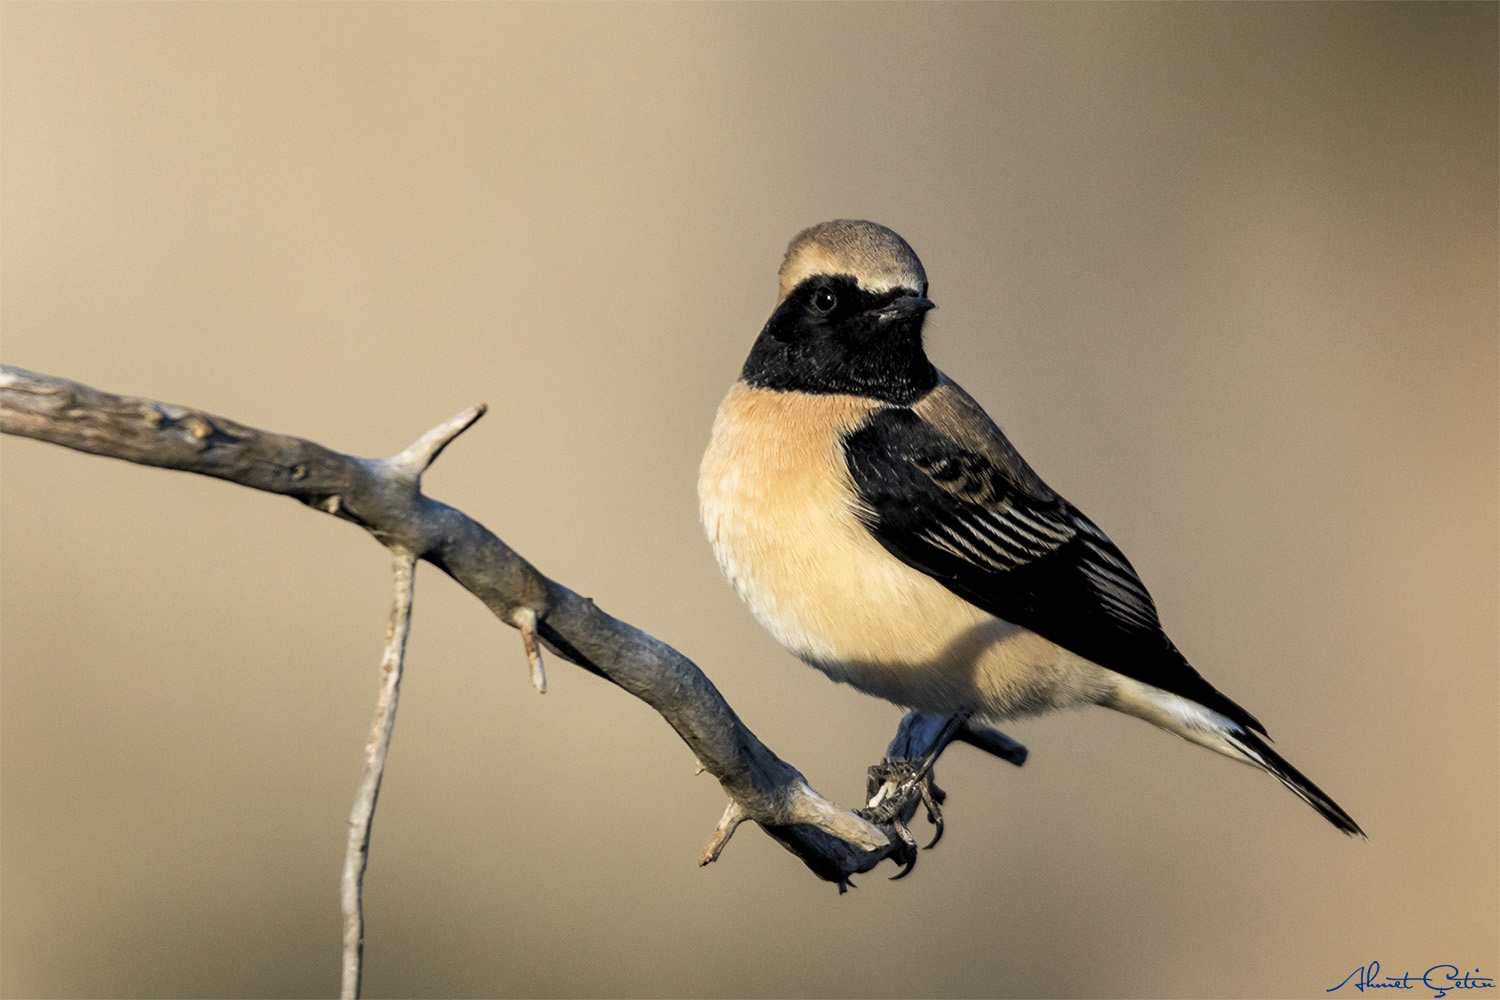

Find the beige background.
[{"left": 2, "top": 4, "right": 1495, "bottom": 998}]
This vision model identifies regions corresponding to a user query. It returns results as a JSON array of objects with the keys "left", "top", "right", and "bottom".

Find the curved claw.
[
  {"left": 923, "top": 815, "right": 945, "bottom": 850},
  {"left": 920, "top": 782, "right": 945, "bottom": 849},
  {"left": 887, "top": 818, "right": 919, "bottom": 880}
]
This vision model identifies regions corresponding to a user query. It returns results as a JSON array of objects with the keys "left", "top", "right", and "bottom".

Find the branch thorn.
[
  {"left": 388, "top": 403, "right": 487, "bottom": 479},
  {"left": 511, "top": 606, "right": 546, "bottom": 693},
  {"left": 699, "top": 800, "right": 749, "bottom": 866}
]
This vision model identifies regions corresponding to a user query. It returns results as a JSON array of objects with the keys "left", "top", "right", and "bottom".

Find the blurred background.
[{"left": 2, "top": 4, "right": 1495, "bottom": 997}]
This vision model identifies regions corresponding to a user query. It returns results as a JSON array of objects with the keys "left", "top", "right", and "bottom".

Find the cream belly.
[{"left": 699, "top": 383, "right": 1113, "bottom": 720}]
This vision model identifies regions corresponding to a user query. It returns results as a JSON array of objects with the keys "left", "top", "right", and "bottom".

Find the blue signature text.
[{"left": 1328, "top": 962, "right": 1495, "bottom": 999}]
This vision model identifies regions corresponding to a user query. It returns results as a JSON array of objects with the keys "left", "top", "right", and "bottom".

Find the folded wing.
[{"left": 842, "top": 396, "right": 1264, "bottom": 735}]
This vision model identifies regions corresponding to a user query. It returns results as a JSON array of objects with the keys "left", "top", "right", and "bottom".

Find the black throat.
[{"left": 740, "top": 275, "right": 938, "bottom": 406}]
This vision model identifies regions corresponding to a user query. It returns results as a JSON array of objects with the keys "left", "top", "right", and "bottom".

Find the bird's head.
[{"left": 744, "top": 220, "right": 938, "bottom": 405}]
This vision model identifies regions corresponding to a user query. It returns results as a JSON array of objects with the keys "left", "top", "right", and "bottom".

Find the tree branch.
[
  {"left": 0, "top": 364, "right": 1026, "bottom": 891},
  {"left": 342, "top": 550, "right": 416, "bottom": 1000}
]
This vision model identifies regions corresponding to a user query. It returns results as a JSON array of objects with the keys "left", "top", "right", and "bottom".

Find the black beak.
[{"left": 878, "top": 294, "right": 937, "bottom": 321}]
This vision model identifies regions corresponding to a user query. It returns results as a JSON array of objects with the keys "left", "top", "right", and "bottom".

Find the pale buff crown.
[{"left": 776, "top": 220, "right": 928, "bottom": 303}]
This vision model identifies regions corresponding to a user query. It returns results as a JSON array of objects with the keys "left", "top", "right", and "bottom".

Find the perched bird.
[{"left": 699, "top": 219, "right": 1362, "bottom": 836}]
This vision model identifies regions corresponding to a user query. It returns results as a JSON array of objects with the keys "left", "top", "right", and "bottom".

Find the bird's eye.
[{"left": 812, "top": 288, "right": 837, "bottom": 314}]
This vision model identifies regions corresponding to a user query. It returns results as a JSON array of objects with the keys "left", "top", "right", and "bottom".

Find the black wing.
[{"left": 843, "top": 406, "right": 1264, "bottom": 735}]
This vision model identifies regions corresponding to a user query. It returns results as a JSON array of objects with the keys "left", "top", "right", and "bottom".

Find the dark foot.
[
  {"left": 860, "top": 711, "right": 976, "bottom": 879},
  {"left": 857, "top": 759, "right": 949, "bottom": 878}
]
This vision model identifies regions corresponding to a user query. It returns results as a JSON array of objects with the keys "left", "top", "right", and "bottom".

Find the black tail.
[{"left": 1225, "top": 728, "right": 1365, "bottom": 837}]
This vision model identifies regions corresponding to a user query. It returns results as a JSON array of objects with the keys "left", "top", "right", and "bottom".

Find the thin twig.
[
  {"left": 699, "top": 800, "right": 750, "bottom": 866},
  {"left": 341, "top": 550, "right": 417, "bottom": 1000}
]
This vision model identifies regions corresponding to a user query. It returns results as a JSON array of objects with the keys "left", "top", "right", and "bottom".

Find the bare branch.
[
  {"left": 342, "top": 551, "right": 417, "bottom": 1000},
  {"left": 958, "top": 718, "right": 1029, "bottom": 766},
  {"left": 0, "top": 365, "right": 1027, "bottom": 887}
]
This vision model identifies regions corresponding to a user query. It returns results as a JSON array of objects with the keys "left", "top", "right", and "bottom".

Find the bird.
[{"left": 699, "top": 219, "right": 1363, "bottom": 838}]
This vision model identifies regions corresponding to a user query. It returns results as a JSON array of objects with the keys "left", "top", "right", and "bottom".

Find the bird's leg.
[{"left": 858, "top": 711, "right": 971, "bottom": 877}]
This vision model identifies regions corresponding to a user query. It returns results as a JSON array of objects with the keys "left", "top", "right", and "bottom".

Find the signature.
[{"left": 1328, "top": 962, "right": 1495, "bottom": 998}]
